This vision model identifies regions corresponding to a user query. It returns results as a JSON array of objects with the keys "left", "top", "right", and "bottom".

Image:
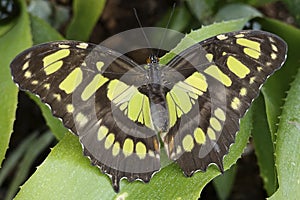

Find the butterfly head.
[{"left": 146, "top": 54, "right": 160, "bottom": 64}]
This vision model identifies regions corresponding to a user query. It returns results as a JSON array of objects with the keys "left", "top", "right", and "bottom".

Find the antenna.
[
  {"left": 156, "top": 3, "right": 176, "bottom": 57},
  {"left": 133, "top": 8, "right": 153, "bottom": 55}
]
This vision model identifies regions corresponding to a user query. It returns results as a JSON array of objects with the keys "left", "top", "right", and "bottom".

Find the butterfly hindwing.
[
  {"left": 162, "top": 30, "right": 287, "bottom": 175},
  {"left": 77, "top": 76, "right": 161, "bottom": 191}
]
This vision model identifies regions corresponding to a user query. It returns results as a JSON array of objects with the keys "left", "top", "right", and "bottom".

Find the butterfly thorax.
[{"left": 144, "top": 55, "right": 169, "bottom": 133}]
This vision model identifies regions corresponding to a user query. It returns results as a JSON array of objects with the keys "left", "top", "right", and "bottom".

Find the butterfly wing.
[
  {"left": 10, "top": 41, "right": 160, "bottom": 192},
  {"left": 162, "top": 30, "right": 287, "bottom": 175}
]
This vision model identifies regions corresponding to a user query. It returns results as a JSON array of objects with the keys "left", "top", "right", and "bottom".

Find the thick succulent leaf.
[
  {"left": 251, "top": 95, "right": 277, "bottom": 195},
  {"left": 213, "top": 165, "right": 237, "bottom": 200},
  {"left": 214, "top": 3, "right": 262, "bottom": 22},
  {"left": 5, "top": 132, "right": 54, "bottom": 200},
  {"left": 258, "top": 18, "right": 300, "bottom": 137},
  {"left": 257, "top": 18, "right": 300, "bottom": 199},
  {"left": 30, "top": 14, "right": 64, "bottom": 45},
  {"left": 268, "top": 67, "right": 300, "bottom": 199},
  {"left": 0, "top": 0, "right": 32, "bottom": 166},
  {"left": 66, "top": 0, "right": 106, "bottom": 41}
]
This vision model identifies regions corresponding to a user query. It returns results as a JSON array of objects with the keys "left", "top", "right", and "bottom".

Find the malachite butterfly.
[{"left": 10, "top": 29, "right": 287, "bottom": 192}]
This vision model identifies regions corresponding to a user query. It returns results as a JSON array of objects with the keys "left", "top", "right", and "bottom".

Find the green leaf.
[
  {"left": 257, "top": 18, "right": 300, "bottom": 199},
  {"left": 155, "top": 5, "right": 192, "bottom": 33},
  {"left": 226, "top": 0, "right": 276, "bottom": 6},
  {"left": 29, "top": 95, "right": 68, "bottom": 140},
  {"left": 252, "top": 95, "right": 277, "bottom": 195},
  {"left": 5, "top": 131, "right": 54, "bottom": 200},
  {"left": 0, "top": 133, "right": 37, "bottom": 186},
  {"left": 15, "top": 133, "right": 116, "bottom": 200},
  {"left": 186, "top": 0, "right": 216, "bottom": 23},
  {"left": 258, "top": 18, "right": 300, "bottom": 138},
  {"left": 66, "top": 0, "right": 106, "bottom": 41},
  {"left": 14, "top": 19, "right": 253, "bottom": 199},
  {"left": 28, "top": 0, "right": 69, "bottom": 29},
  {"left": 268, "top": 68, "right": 300, "bottom": 199},
  {"left": 0, "top": 0, "right": 32, "bottom": 166},
  {"left": 30, "top": 14, "right": 64, "bottom": 44},
  {"left": 0, "top": 17, "right": 18, "bottom": 37},
  {"left": 252, "top": 18, "right": 300, "bottom": 198},
  {"left": 27, "top": 0, "right": 52, "bottom": 23},
  {"left": 214, "top": 3, "right": 262, "bottom": 22},
  {"left": 213, "top": 165, "right": 237, "bottom": 200}
]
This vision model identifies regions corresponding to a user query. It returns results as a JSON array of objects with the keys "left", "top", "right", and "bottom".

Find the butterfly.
[{"left": 10, "top": 30, "right": 287, "bottom": 192}]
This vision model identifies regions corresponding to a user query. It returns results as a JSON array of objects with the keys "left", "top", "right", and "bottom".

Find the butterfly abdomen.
[
  {"left": 143, "top": 61, "right": 170, "bottom": 132},
  {"left": 146, "top": 83, "right": 168, "bottom": 132}
]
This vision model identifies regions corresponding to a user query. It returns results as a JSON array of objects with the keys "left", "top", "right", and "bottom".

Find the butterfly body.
[
  {"left": 10, "top": 30, "right": 287, "bottom": 192},
  {"left": 139, "top": 55, "right": 170, "bottom": 132}
]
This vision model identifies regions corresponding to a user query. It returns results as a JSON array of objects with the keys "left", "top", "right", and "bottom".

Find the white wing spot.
[
  {"left": 58, "top": 44, "right": 70, "bottom": 49},
  {"left": 82, "top": 62, "right": 87, "bottom": 67},
  {"left": 231, "top": 97, "right": 241, "bottom": 110},
  {"left": 257, "top": 66, "right": 263, "bottom": 72},
  {"left": 239, "top": 87, "right": 247, "bottom": 96},
  {"left": 53, "top": 93, "right": 61, "bottom": 101},
  {"left": 24, "top": 71, "right": 32, "bottom": 78},
  {"left": 249, "top": 77, "right": 256, "bottom": 84},
  {"left": 43, "top": 83, "right": 50, "bottom": 90},
  {"left": 271, "top": 52, "right": 277, "bottom": 60},
  {"left": 271, "top": 44, "right": 278, "bottom": 52},
  {"left": 75, "top": 112, "right": 88, "bottom": 127},
  {"left": 235, "top": 33, "right": 245, "bottom": 38},
  {"left": 76, "top": 43, "right": 89, "bottom": 49},
  {"left": 66, "top": 104, "right": 74, "bottom": 113},
  {"left": 22, "top": 61, "right": 29, "bottom": 70},
  {"left": 25, "top": 52, "right": 32, "bottom": 59},
  {"left": 269, "top": 37, "right": 275, "bottom": 43},
  {"left": 216, "top": 34, "right": 228, "bottom": 40},
  {"left": 31, "top": 80, "right": 39, "bottom": 85}
]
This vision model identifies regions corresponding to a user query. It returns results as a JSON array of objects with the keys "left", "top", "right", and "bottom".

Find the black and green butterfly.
[{"left": 10, "top": 30, "right": 287, "bottom": 192}]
